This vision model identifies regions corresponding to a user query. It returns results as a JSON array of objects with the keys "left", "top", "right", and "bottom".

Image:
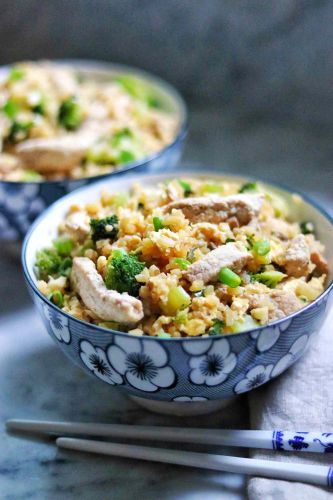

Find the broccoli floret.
[
  {"left": 36, "top": 248, "right": 61, "bottom": 280},
  {"left": 58, "top": 96, "right": 83, "bottom": 130},
  {"left": 90, "top": 215, "right": 119, "bottom": 242},
  {"left": 105, "top": 249, "right": 145, "bottom": 296}
]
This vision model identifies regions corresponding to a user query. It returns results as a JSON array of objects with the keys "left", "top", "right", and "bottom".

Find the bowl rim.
[
  {"left": 22, "top": 169, "right": 333, "bottom": 342},
  {"left": 0, "top": 58, "right": 188, "bottom": 186}
]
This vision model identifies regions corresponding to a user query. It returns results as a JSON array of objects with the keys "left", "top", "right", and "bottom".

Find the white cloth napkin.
[{"left": 247, "top": 305, "right": 333, "bottom": 500}]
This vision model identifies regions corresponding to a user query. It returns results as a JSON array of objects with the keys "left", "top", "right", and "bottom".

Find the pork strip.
[
  {"left": 184, "top": 242, "right": 251, "bottom": 284},
  {"left": 163, "top": 194, "right": 264, "bottom": 226},
  {"left": 71, "top": 257, "right": 143, "bottom": 323}
]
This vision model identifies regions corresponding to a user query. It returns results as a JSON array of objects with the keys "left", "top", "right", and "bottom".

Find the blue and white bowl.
[
  {"left": 0, "top": 60, "right": 187, "bottom": 241},
  {"left": 22, "top": 172, "right": 333, "bottom": 415}
]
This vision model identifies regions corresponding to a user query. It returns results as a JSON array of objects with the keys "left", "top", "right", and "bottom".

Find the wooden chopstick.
[
  {"left": 6, "top": 419, "right": 332, "bottom": 454},
  {"left": 56, "top": 437, "right": 333, "bottom": 488}
]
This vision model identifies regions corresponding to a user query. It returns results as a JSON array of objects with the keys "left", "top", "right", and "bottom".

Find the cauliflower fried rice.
[{"left": 36, "top": 178, "right": 329, "bottom": 338}]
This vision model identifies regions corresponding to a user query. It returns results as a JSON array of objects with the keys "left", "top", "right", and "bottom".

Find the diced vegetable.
[
  {"left": 200, "top": 183, "right": 224, "bottom": 194},
  {"left": 167, "top": 286, "right": 191, "bottom": 315},
  {"left": 48, "top": 290, "right": 64, "bottom": 308},
  {"left": 253, "top": 270, "right": 286, "bottom": 288},
  {"left": 21, "top": 170, "right": 43, "bottom": 182},
  {"left": 232, "top": 314, "right": 259, "bottom": 333},
  {"left": 105, "top": 250, "right": 145, "bottom": 296},
  {"left": 36, "top": 249, "right": 61, "bottom": 280},
  {"left": 90, "top": 215, "right": 119, "bottom": 242},
  {"left": 218, "top": 267, "right": 241, "bottom": 288},
  {"left": 265, "top": 192, "right": 289, "bottom": 218},
  {"left": 2, "top": 99, "right": 20, "bottom": 119},
  {"left": 58, "top": 257, "right": 72, "bottom": 277},
  {"left": 208, "top": 318, "right": 224, "bottom": 336},
  {"left": 239, "top": 182, "right": 257, "bottom": 193},
  {"left": 8, "top": 66, "right": 25, "bottom": 82},
  {"left": 53, "top": 237, "right": 74, "bottom": 257},
  {"left": 157, "top": 330, "right": 171, "bottom": 338},
  {"left": 58, "top": 96, "right": 83, "bottom": 130},
  {"left": 153, "top": 216, "right": 164, "bottom": 231},
  {"left": 116, "top": 75, "right": 162, "bottom": 108},
  {"left": 300, "top": 221, "right": 315, "bottom": 235},
  {"left": 173, "top": 257, "right": 191, "bottom": 270},
  {"left": 8, "top": 121, "right": 33, "bottom": 143},
  {"left": 225, "top": 237, "right": 235, "bottom": 243},
  {"left": 193, "top": 290, "right": 204, "bottom": 297},
  {"left": 175, "top": 310, "right": 188, "bottom": 324},
  {"left": 252, "top": 239, "right": 270, "bottom": 256},
  {"left": 178, "top": 179, "right": 193, "bottom": 197}
]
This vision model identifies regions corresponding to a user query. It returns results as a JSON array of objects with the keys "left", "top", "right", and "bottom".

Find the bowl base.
[{"left": 129, "top": 395, "right": 237, "bottom": 416}]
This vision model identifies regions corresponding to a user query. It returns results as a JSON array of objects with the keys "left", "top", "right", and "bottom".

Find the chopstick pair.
[{"left": 7, "top": 419, "right": 333, "bottom": 488}]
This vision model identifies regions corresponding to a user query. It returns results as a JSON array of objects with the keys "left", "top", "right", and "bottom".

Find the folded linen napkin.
[{"left": 247, "top": 306, "right": 333, "bottom": 500}]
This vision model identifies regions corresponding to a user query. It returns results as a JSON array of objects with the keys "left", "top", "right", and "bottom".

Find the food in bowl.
[
  {"left": 0, "top": 61, "right": 178, "bottom": 181},
  {"left": 34, "top": 177, "right": 329, "bottom": 338}
]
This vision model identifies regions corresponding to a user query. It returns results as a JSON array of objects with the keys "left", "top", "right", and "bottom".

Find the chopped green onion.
[
  {"left": 118, "top": 150, "right": 136, "bottom": 163},
  {"left": 2, "top": 99, "right": 20, "bottom": 119},
  {"left": 300, "top": 221, "right": 315, "bottom": 235},
  {"left": 8, "top": 66, "right": 24, "bottom": 82},
  {"left": 157, "top": 330, "right": 171, "bottom": 338},
  {"left": 167, "top": 286, "right": 191, "bottom": 315},
  {"left": 253, "top": 270, "right": 286, "bottom": 288},
  {"left": 115, "top": 75, "right": 161, "bottom": 108},
  {"left": 208, "top": 318, "right": 224, "bottom": 336},
  {"left": 173, "top": 258, "right": 191, "bottom": 270},
  {"left": 58, "top": 96, "right": 83, "bottom": 130},
  {"left": 53, "top": 237, "right": 74, "bottom": 257},
  {"left": 232, "top": 314, "right": 259, "bottom": 333},
  {"left": 153, "top": 216, "right": 164, "bottom": 231},
  {"left": 225, "top": 237, "right": 235, "bottom": 243},
  {"left": 252, "top": 239, "right": 270, "bottom": 256},
  {"left": 239, "top": 182, "right": 257, "bottom": 193},
  {"left": 178, "top": 179, "right": 193, "bottom": 197},
  {"left": 201, "top": 183, "right": 224, "bottom": 194},
  {"left": 175, "top": 310, "right": 188, "bottom": 324},
  {"left": 218, "top": 267, "right": 241, "bottom": 288},
  {"left": 21, "top": 170, "right": 42, "bottom": 182},
  {"left": 48, "top": 290, "right": 64, "bottom": 308}
]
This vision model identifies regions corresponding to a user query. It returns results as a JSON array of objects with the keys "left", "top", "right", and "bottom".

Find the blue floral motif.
[
  {"left": 43, "top": 304, "right": 71, "bottom": 344},
  {"left": 79, "top": 340, "right": 123, "bottom": 385},
  {"left": 234, "top": 364, "right": 273, "bottom": 394},
  {"left": 250, "top": 320, "right": 291, "bottom": 353},
  {"left": 288, "top": 435, "right": 309, "bottom": 450},
  {"left": 183, "top": 338, "right": 237, "bottom": 387},
  {"left": 313, "top": 436, "right": 333, "bottom": 453},
  {"left": 271, "top": 334, "right": 308, "bottom": 378},
  {"left": 0, "top": 184, "right": 46, "bottom": 239},
  {"left": 272, "top": 430, "right": 284, "bottom": 450},
  {"left": 107, "top": 336, "right": 176, "bottom": 392},
  {"left": 173, "top": 396, "right": 208, "bottom": 402}
]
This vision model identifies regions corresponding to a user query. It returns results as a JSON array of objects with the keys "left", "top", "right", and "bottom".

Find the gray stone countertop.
[{"left": 0, "top": 107, "right": 332, "bottom": 499}]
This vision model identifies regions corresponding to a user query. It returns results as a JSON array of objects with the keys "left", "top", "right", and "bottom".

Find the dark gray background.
[{"left": 1, "top": 0, "right": 332, "bottom": 198}]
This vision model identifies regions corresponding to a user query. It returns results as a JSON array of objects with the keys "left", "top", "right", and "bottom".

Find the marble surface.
[{"left": 1, "top": 108, "right": 332, "bottom": 499}]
